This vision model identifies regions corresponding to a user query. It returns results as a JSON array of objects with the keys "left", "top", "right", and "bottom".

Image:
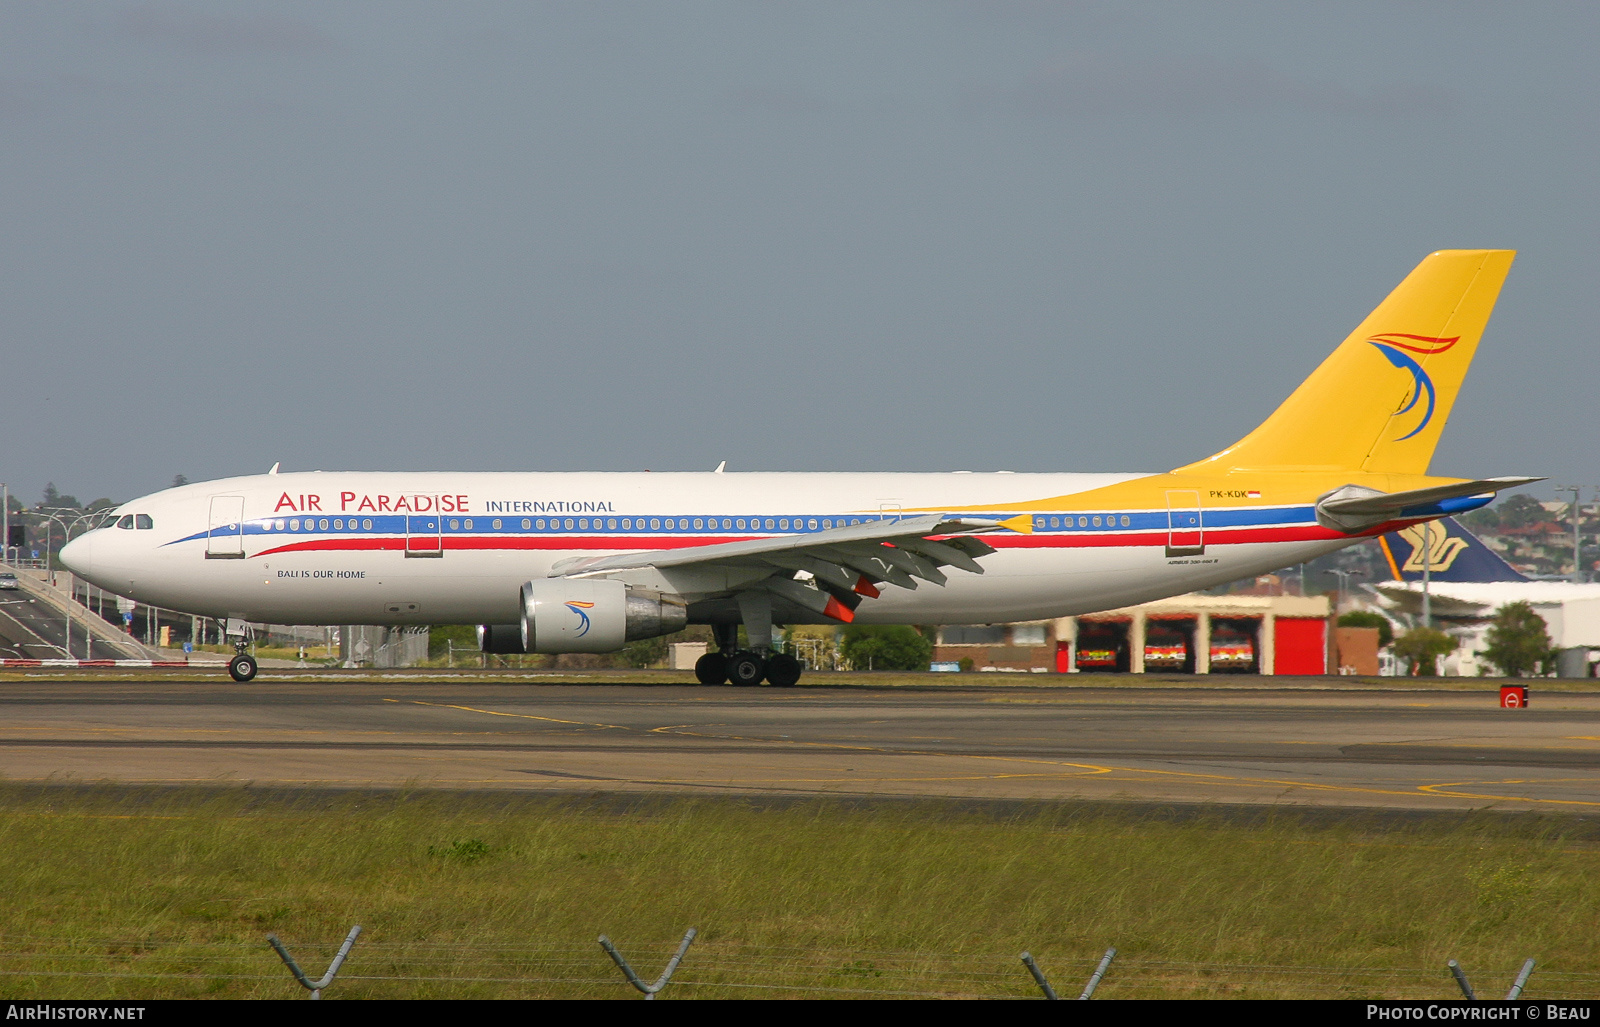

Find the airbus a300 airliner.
[{"left": 61, "top": 250, "right": 1537, "bottom": 684}]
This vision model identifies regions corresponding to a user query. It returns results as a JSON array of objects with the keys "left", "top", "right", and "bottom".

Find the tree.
[
  {"left": 1392, "top": 627, "right": 1456, "bottom": 677},
  {"left": 1479, "top": 601, "right": 1553, "bottom": 678},
  {"left": 1496, "top": 494, "right": 1547, "bottom": 531},
  {"left": 839, "top": 624, "right": 933, "bottom": 671},
  {"left": 40, "top": 483, "right": 79, "bottom": 510},
  {"left": 1337, "top": 610, "right": 1393, "bottom": 648}
]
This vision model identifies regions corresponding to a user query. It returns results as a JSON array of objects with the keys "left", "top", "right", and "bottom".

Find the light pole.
[
  {"left": 36, "top": 508, "right": 116, "bottom": 658},
  {"left": 37, "top": 511, "right": 75, "bottom": 657},
  {"left": 1323, "top": 568, "right": 1367, "bottom": 613},
  {"left": 1421, "top": 520, "right": 1432, "bottom": 629},
  {"left": 1554, "top": 485, "right": 1593, "bottom": 582}
]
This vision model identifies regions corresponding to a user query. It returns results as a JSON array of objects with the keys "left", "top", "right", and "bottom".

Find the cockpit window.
[
  {"left": 135, "top": 514, "right": 153, "bottom": 530},
  {"left": 116, "top": 515, "right": 135, "bottom": 530}
]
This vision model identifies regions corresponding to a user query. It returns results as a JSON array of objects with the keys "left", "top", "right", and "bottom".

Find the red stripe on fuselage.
[{"left": 248, "top": 522, "right": 1382, "bottom": 559}]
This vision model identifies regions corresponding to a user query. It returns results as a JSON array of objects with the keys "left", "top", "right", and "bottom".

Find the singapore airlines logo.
[
  {"left": 1398, "top": 521, "right": 1468, "bottom": 573},
  {"left": 564, "top": 600, "right": 595, "bottom": 636},
  {"left": 1366, "top": 333, "right": 1460, "bottom": 441}
]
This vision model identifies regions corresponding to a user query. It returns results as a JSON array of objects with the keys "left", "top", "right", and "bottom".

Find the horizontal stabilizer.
[{"left": 1316, "top": 477, "right": 1543, "bottom": 534}]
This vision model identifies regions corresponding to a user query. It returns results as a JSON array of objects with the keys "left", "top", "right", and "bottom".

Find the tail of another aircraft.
[
  {"left": 1176, "top": 250, "right": 1515, "bottom": 476},
  {"left": 1377, "top": 516, "right": 1528, "bottom": 583}
]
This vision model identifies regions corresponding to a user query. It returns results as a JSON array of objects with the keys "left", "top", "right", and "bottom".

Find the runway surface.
[{"left": 1, "top": 678, "right": 1598, "bottom": 811}]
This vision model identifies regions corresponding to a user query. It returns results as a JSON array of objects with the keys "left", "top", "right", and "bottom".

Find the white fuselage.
[{"left": 59, "top": 470, "right": 1355, "bottom": 627}]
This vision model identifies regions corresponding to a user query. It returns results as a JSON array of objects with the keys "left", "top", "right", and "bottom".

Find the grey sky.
[{"left": 3, "top": 1, "right": 1595, "bottom": 506}]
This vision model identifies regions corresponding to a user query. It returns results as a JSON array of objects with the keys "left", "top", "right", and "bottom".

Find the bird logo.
[
  {"left": 564, "top": 600, "right": 595, "bottom": 636},
  {"left": 1366, "top": 333, "right": 1459, "bottom": 441}
]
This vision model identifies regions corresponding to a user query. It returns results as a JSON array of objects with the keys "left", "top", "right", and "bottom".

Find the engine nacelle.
[{"left": 519, "top": 578, "right": 687, "bottom": 654}]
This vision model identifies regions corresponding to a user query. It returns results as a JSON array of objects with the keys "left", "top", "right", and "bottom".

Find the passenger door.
[
  {"left": 206, "top": 496, "right": 246, "bottom": 559},
  {"left": 1165, "top": 490, "right": 1204, "bottom": 557},
  {"left": 404, "top": 496, "right": 443, "bottom": 558}
]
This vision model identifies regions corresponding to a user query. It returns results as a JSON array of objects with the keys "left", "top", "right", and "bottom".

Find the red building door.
[{"left": 1273, "top": 618, "right": 1327, "bottom": 675}]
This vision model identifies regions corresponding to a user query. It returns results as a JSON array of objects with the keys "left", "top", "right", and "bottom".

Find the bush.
[
  {"left": 839, "top": 625, "right": 933, "bottom": 671},
  {"left": 1392, "top": 627, "right": 1455, "bottom": 676},
  {"left": 616, "top": 635, "right": 668, "bottom": 669},
  {"left": 430, "top": 624, "right": 479, "bottom": 658},
  {"left": 1337, "top": 610, "right": 1393, "bottom": 648}
]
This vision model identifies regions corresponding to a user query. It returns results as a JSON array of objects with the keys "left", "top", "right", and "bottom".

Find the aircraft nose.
[{"left": 57, "top": 532, "right": 96, "bottom": 578}]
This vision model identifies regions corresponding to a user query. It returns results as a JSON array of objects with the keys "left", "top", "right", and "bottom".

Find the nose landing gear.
[{"left": 227, "top": 640, "right": 258, "bottom": 682}]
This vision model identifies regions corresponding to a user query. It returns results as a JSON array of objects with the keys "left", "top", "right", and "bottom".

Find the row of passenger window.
[
  {"left": 249, "top": 513, "right": 1139, "bottom": 534},
  {"left": 252, "top": 515, "right": 879, "bottom": 533},
  {"left": 1042, "top": 514, "right": 1133, "bottom": 529}
]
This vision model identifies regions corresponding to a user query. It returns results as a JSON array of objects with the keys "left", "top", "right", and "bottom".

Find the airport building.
[
  {"left": 1375, "top": 583, "right": 1600, "bottom": 677},
  {"left": 934, "top": 593, "right": 1335, "bottom": 675}
]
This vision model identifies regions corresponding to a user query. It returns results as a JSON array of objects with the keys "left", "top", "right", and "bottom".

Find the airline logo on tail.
[
  {"left": 1378, "top": 516, "right": 1528, "bottom": 583},
  {"left": 1397, "top": 521, "right": 1469, "bottom": 573},
  {"left": 1366, "top": 333, "right": 1459, "bottom": 440}
]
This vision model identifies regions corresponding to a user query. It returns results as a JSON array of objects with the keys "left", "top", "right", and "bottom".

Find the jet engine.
[
  {"left": 487, "top": 578, "right": 686, "bottom": 654},
  {"left": 477, "top": 623, "right": 525, "bottom": 654}
]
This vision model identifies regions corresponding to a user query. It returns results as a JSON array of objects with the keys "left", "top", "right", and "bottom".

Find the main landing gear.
[
  {"left": 694, "top": 622, "right": 803, "bottom": 687},
  {"left": 693, "top": 650, "right": 802, "bottom": 687},
  {"left": 227, "top": 640, "right": 258, "bottom": 683}
]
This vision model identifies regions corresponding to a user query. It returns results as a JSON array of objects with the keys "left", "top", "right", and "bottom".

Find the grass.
[{"left": 0, "top": 788, "right": 1596, "bottom": 999}]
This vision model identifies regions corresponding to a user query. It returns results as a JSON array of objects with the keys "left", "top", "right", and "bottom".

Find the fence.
[
  {"left": 338, "top": 625, "right": 430, "bottom": 668},
  {"left": 0, "top": 929, "right": 1587, "bottom": 1000}
]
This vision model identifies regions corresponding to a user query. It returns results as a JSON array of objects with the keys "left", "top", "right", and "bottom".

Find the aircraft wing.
[
  {"left": 1316, "top": 476, "right": 1543, "bottom": 534},
  {"left": 1370, "top": 581, "right": 1496, "bottom": 617},
  {"left": 548, "top": 514, "right": 1002, "bottom": 622}
]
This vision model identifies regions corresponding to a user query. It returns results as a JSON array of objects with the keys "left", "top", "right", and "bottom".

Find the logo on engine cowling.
[{"left": 564, "top": 600, "right": 595, "bottom": 636}]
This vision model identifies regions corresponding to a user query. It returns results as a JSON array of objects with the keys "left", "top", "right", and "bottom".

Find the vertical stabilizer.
[
  {"left": 1176, "top": 250, "right": 1515, "bottom": 475},
  {"left": 1378, "top": 516, "right": 1528, "bottom": 583}
]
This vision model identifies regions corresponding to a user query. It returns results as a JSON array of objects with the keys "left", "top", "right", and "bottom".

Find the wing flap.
[
  {"left": 553, "top": 514, "right": 999, "bottom": 577},
  {"left": 548, "top": 513, "right": 1005, "bottom": 616}
]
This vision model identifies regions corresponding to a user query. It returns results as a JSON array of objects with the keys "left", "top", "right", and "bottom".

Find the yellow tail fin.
[{"left": 1176, "top": 250, "right": 1515, "bottom": 476}]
